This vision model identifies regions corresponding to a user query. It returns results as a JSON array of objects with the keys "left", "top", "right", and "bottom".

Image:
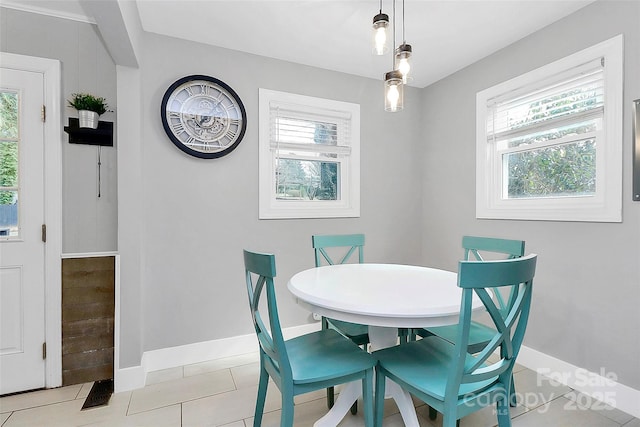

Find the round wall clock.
[{"left": 160, "top": 75, "right": 247, "bottom": 159}]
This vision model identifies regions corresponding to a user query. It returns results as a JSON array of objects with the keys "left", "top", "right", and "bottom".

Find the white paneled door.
[{"left": 0, "top": 67, "right": 46, "bottom": 394}]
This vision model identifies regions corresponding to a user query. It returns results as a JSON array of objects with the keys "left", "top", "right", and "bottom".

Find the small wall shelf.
[{"left": 64, "top": 118, "right": 113, "bottom": 146}]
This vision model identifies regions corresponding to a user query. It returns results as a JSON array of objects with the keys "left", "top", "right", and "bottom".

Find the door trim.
[{"left": 0, "top": 52, "right": 62, "bottom": 388}]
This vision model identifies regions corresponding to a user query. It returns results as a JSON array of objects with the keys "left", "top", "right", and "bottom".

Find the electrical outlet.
[{"left": 312, "top": 313, "right": 321, "bottom": 321}]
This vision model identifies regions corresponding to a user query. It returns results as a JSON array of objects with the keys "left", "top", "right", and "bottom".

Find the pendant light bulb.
[
  {"left": 395, "top": 43, "right": 412, "bottom": 83},
  {"left": 372, "top": 12, "right": 389, "bottom": 55},
  {"left": 387, "top": 85, "right": 400, "bottom": 109},
  {"left": 384, "top": 70, "right": 404, "bottom": 112}
]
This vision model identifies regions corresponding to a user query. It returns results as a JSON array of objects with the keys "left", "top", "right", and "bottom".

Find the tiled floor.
[{"left": 1, "top": 351, "right": 638, "bottom": 426}]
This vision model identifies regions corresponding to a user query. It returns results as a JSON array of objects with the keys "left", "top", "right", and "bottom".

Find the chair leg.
[
  {"left": 361, "top": 369, "right": 374, "bottom": 427},
  {"left": 428, "top": 406, "right": 437, "bottom": 420},
  {"left": 398, "top": 328, "right": 408, "bottom": 344},
  {"left": 281, "top": 394, "right": 295, "bottom": 427},
  {"left": 253, "top": 366, "right": 269, "bottom": 427},
  {"left": 442, "top": 414, "right": 458, "bottom": 427},
  {"left": 327, "top": 386, "right": 335, "bottom": 408},
  {"left": 509, "top": 375, "right": 517, "bottom": 407},
  {"left": 496, "top": 396, "right": 512, "bottom": 427},
  {"left": 374, "top": 369, "right": 386, "bottom": 427}
]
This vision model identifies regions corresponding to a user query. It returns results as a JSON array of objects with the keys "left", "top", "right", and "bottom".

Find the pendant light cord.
[
  {"left": 402, "top": 0, "right": 406, "bottom": 43},
  {"left": 392, "top": 0, "right": 396, "bottom": 68}
]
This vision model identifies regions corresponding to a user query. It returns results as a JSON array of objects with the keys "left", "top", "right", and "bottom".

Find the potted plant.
[{"left": 67, "top": 93, "right": 110, "bottom": 129}]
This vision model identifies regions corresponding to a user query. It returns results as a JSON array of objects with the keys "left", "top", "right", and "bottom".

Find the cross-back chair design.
[
  {"left": 312, "top": 234, "right": 410, "bottom": 411},
  {"left": 313, "top": 234, "right": 369, "bottom": 342},
  {"left": 374, "top": 254, "right": 537, "bottom": 427},
  {"left": 415, "top": 235, "right": 525, "bottom": 413},
  {"left": 243, "top": 249, "right": 375, "bottom": 427},
  {"left": 312, "top": 234, "right": 369, "bottom": 412}
]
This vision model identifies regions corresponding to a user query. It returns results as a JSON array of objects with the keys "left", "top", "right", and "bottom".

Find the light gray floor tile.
[
  {"left": 182, "top": 384, "right": 280, "bottom": 427},
  {"left": 89, "top": 403, "right": 181, "bottom": 427},
  {"left": 230, "top": 362, "right": 261, "bottom": 390},
  {"left": 563, "top": 390, "right": 635, "bottom": 425},
  {"left": 183, "top": 352, "right": 259, "bottom": 378},
  {"left": 511, "top": 396, "right": 620, "bottom": 427},
  {"left": 249, "top": 396, "right": 349, "bottom": 427},
  {"left": 0, "top": 384, "right": 83, "bottom": 413},
  {"left": 1, "top": 412, "right": 11, "bottom": 424},
  {"left": 2, "top": 390, "right": 132, "bottom": 427},
  {"left": 623, "top": 418, "right": 640, "bottom": 427},
  {"left": 129, "top": 369, "right": 235, "bottom": 415},
  {"left": 416, "top": 400, "right": 528, "bottom": 427},
  {"left": 512, "top": 368, "right": 572, "bottom": 410},
  {"left": 76, "top": 382, "right": 94, "bottom": 400},
  {"left": 146, "top": 366, "right": 184, "bottom": 385}
]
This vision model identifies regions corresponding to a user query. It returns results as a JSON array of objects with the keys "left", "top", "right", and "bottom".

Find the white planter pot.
[{"left": 78, "top": 110, "right": 99, "bottom": 129}]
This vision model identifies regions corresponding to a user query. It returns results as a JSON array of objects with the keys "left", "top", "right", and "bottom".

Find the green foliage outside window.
[
  {"left": 275, "top": 122, "right": 338, "bottom": 201},
  {"left": 507, "top": 140, "right": 596, "bottom": 198},
  {"left": 505, "top": 88, "right": 598, "bottom": 198},
  {"left": 0, "top": 92, "right": 18, "bottom": 205}
]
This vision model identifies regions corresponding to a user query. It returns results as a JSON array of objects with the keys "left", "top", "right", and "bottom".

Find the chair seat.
[
  {"left": 326, "top": 319, "right": 369, "bottom": 344},
  {"left": 287, "top": 329, "right": 376, "bottom": 384},
  {"left": 418, "top": 321, "right": 496, "bottom": 354},
  {"left": 374, "top": 336, "right": 497, "bottom": 400}
]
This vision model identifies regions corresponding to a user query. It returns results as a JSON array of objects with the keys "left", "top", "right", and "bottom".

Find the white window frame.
[
  {"left": 259, "top": 88, "right": 360, "bottom": 219},
  {"left": 476, "top": 35, "right": 623, "bottom": 222}
]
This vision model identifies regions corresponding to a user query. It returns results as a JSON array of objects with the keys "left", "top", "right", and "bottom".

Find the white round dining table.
[{"left": 287, "top": 263, "right": 481, "bottom": 427}]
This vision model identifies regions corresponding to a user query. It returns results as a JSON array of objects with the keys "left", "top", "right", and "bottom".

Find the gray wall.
[
  {"left": 420, "top": 0, "right": 640, "bottom": 390},
  {"left": 0, "top": 7, "right": 117, "bottom": 254},
  {"left": 132, "top": 31, "right": 425, "bottom": 355}
]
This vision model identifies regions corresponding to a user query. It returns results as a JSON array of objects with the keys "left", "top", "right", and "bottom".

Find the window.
[
  {"left": 259, "top": 89, "right": 360, "bottom": 219},
  {"left": 476, "top": 35, "right": 623, "bottom": 222},
  {"left": 0, "top": 90, "right": 19, "bottom": 238}
]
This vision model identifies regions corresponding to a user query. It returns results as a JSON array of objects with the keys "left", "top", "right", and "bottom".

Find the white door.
[{"left": 0, "top": 67, "right": 46, "bottom": 394}]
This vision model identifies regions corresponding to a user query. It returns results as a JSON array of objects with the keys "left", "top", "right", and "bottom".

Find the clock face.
[{"left": 161, "top": 75, "right": 247, "bottom": 158}]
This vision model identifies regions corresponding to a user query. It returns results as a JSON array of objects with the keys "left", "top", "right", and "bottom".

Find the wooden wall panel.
[{"left": 61, "top": 256, "right": 115, "bottom": 386}]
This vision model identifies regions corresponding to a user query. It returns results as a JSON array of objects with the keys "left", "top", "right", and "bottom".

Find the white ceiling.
[{"left": 4, "top": 0, "right": 596, "bottom": 88}]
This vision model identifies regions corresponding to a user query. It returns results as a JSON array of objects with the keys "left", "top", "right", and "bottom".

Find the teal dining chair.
[
  {"left": 243, "top": 249, "right": 375, "bottom": 427},
  {"left": 312, "top": 234, "right": 369, "bottom": 413},
  {"left": 414, "top": 235, "right": 525, "bottom": 413},
  {"left": 312, "top": 234, "right": 369, "bottom": 347},
  {"left": 374, "top": 253, "right": 537, "bottom": 427},
  {"left": 312, "top": 233, "right": 410, "bottom": 413}
]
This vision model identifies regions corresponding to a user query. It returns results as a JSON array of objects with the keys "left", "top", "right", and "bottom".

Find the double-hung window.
[
  {"left": 259, "top": 89, "right": 360, "bottom": 219},
  {"left": 476, "top": 35, "right": 623, "bottom": 222}
]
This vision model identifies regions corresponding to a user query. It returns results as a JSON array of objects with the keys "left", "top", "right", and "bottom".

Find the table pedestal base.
[{"left": 313, "top": 326, "right": 419, "bottom": 427}]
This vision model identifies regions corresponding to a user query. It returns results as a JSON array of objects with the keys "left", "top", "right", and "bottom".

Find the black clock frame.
[{"left": 160, "top": 74, "right": 247, "bottom": 159}]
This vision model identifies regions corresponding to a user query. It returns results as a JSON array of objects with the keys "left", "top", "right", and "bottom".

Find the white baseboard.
[
  {"left": 518, "top": 345, "right": 640, "bottom": 418},
  {"left": 114, "top": 365, "right": 145, "bottom": 393},
  {"left": 114, "top": 322, "right": 321, "bottom": 393}
]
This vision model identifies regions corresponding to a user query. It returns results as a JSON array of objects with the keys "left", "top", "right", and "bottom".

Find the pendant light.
[
  {"left": 384, "top": 70, "right": 404, "bottom": 112},
  {"left": 394, "top": 0, "right": 412, "bottom": 83},
  {"left": 384, "top": 0, "right": 403, "bottom": 112},
  {"left": 372, "top": 0, "right": 389, "bottom": 55}
]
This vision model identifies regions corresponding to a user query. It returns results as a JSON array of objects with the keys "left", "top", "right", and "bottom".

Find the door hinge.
[
  {"left": 41, "top": 224, "right": 46, "bottom": 242},
  {"left": 41, "top": 105, "right": 46, "bottom": 122},
  {"left": 42, "top": 342, "right": 47, "bottom": 359}
]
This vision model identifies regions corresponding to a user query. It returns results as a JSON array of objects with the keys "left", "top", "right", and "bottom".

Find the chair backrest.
[
  {"left": 447, "top": 254, "right": 537, "bottom": 400},
  {"left": 462, "top": 236, "right": 525, "bottom": 312},
  {"left": 312, "top": 234, "right": 365, "bottom": 267},
  {"left": 243, "top": 250, "right": 292, "bottom": 382},
  {"left": 462, "top": 235, "right": 525, "bottom": 261}
]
